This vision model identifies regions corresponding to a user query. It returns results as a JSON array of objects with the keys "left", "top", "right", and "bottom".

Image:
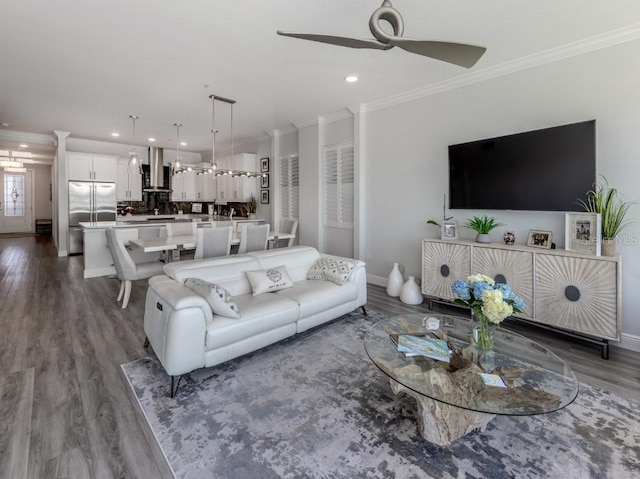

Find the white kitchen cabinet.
[
  {"left": 68, "top": 152, "right": 117, "bottom": 182},
  {"left": 171, "top": 170, "right": 196, "bottom": 201},
  {"left": 215, "top": 153, "right": 258, "bottom": 201},
  {"left": 116, "top": 158, "right": 142, "bottom": 201},
  {"left": 194, "top": 172, "right": 217, "bottom": 201},
  {"left": 421, "top": 239, "right": 621, "bottom": 353}
]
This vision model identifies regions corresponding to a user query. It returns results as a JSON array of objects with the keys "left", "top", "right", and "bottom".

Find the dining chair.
[
  {"left": 105, "top": 229, "right": 165, "bottom": 309},
  {"left": 238, "top": 223, "right": 270, "bottom": 254},
  {"left": 194, "top": 226, "right": 233, "bottom": 259},
  {"left": 165, "top": 221, "right": 198, "bottom": 260},
  {"left": 274, "top": 219, "right": 298, "bottom": 248}
]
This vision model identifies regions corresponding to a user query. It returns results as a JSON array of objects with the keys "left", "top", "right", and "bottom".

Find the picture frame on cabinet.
[
  {"left": 565, "top": 212, "right": 601, "bottom": 256},
  {"left": 441, "top": 221, "right": 458, "bottom": 240},
  {"left": 261, "top": 173, "right": 269, "bottom": 188},
  {"left": 260, "top": 189, "right": 269, "bottom": 204},
  {"left": 260, "top": 157, "right": 269, "bottom": 173},
  {"left": 527, "top": 230, "right": 553, "bottom": 249}
]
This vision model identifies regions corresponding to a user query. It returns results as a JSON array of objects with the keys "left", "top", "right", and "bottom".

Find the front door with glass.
[{"left": 1, "top": 171, "right": 33, "bottom": 233}]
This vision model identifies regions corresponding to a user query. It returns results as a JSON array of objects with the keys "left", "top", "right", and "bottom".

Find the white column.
[{"left": 53, "top": 130, "right": 70, "bottom": 256}]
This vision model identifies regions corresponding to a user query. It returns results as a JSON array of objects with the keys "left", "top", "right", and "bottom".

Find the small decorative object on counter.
[
  {"left": 400, "top": 276, "right": 423, "bottom": 305},
  {"left": 386, "top": 262, "right": 403, "bottom": 297},
  {"left": 451, "top": 274, "right": 525, "bottom": 351},
  {"left": 503, "top": 231, "right": 515, "bottom": 245}
]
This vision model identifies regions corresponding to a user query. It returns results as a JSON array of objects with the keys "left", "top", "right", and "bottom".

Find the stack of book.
[{"left": 390, "top": 333, "right": 451, "bottom": 363}]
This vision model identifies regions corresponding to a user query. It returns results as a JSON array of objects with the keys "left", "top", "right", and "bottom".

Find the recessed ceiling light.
[
  {"left": 111, "top": 132, "right": 120, "bottom": 137},
  {"left": 19, "top": 144, "right": 28, "bottom": 148},
  {"left": 180, "top": 142, "right": 187, "bottom": 146},
  {"left": 148, "top": 138, "right": 156, "bottom": 142},
  {"left": 345, "top": 75, "right": 359, "bottom": 83}
]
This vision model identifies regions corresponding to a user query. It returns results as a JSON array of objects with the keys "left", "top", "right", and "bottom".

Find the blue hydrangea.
[
  {"left": 496, "top": 283, "right": 514, "bottom": 300},
  {"left": 513, "top": 296, "right": 526, "bottom": 312},
  {"left": 451, "top": 280, "right": 471, "bottom": 300},
  {"left": 471, "top": 281, "right": 492, "bottom": 300}
]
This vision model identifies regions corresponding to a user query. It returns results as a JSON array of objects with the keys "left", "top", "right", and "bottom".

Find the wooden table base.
[{"left": 390, "top": 379, "right": 496, "bottom": 446}]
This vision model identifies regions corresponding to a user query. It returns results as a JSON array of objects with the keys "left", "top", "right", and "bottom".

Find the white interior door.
[{"left": 1, "top": 170, "right": 33, "bottom": 233}]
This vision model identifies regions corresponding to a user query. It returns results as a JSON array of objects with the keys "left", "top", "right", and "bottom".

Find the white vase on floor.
[
  {"left": 400, "top": 276, "right": 423, "bottom": 305},
  {"left": 386, "top": 262, "right": 403, "bottom": 297}
]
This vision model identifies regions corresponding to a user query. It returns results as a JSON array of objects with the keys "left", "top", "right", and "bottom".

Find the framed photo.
[
  {"left": 527, "top": 230, "right": 553, "bottom": 249},
  {"left": 260, "top": 189, "right": 269, "bottom": 204},
  {"left": 261, "top": 173, "right": 269, "bottom": 188},
  {"left": 565, "top": 212, "right": 601, "bottom": 256},
  {"left": 441, "top": 221, "right": 458, "bottom": 240},
  {"left": 260, "top": 157, "right": 269, "bottom": 173}
]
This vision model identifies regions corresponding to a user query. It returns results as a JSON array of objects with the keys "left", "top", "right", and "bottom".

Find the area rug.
[{"left": 122, "top": 310, "right": 640, "bottom": 479}]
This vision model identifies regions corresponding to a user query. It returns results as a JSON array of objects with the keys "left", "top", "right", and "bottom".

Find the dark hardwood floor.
[{"left": 1, "top": 236, "right": 639, "bottom": 477}]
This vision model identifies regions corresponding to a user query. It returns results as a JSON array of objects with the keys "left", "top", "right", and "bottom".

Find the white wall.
[
  {"left": 298, "top": 125, "right": 321, "bottom": 249},
  {"left": 363, "top": 39, "right": 640, "bottom": 339}
]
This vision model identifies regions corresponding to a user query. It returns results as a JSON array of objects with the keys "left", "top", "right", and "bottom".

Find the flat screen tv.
[{"left": 448, "top": 120, "right": 596, "bottom": 212}]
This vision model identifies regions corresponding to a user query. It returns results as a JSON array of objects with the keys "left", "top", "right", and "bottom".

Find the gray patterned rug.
[{"left": 122, "top": 310, "right": 640, "bottom": 479}]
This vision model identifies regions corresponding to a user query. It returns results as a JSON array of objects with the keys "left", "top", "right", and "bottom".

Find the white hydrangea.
[
  {"left": 467, "top": 273, "right": 495, "bottom": 285},
  {"left": 481, "top": 289, "right": 513, "bottom": 323}
]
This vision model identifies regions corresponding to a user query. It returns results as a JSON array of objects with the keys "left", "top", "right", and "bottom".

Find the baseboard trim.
[
  {"left": 615, "top": 333, "right": 640, "bottom": 352},
  {"left": 367, "top": 274, "right": 387, "bottom": 287}
]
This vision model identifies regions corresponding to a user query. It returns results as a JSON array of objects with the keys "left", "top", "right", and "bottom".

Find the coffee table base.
[{"left": 390, "top": 379, "right": 496, "bottom": 446}]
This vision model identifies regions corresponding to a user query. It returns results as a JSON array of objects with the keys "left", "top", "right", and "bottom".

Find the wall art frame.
[
  {"left": 260, "top": 189, "right": 269, "bottom": 204},
  {"left": 527, "top": 230, "right": 553, "bottom": 249},
  {"left": 260, "top": 157, "right": 269, "bottom": 173},
  {"left": 261, "top": 173, "right": 269, "bottom": 188},
  {"left": 565, "top": 212, "right": 601, "bottom": 256}
]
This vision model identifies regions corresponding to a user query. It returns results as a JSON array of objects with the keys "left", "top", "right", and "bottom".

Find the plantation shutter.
[
  {"left": 323, "top": 143, "right": 354, "bottom": 229},
  {"left": 279, "top": 156, "right": 299, "bottom": 219}
]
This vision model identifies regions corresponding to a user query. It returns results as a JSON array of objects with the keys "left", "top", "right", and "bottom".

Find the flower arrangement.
[{"left": 451, "top": 274, "right": 525, "bottom": 350}]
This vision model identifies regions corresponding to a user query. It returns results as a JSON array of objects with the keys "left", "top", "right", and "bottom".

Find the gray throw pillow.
[{"left": 184, "top": 277, "right": 241, "bottom": 319}]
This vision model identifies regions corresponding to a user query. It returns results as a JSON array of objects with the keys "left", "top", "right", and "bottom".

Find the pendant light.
[
  {"left": 173, "top": 123, "right": 183, "bottom": 174},
  {"left": 128, "top": 115, "right": 141, "bottom": 174}
]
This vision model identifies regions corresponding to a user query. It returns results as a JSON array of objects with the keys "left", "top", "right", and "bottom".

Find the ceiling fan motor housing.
[{"left": 369, "top": 0, "right": 404, "bottom": 44}]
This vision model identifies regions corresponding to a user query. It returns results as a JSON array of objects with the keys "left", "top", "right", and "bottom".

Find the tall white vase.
[
  {"left": 386, "top": 262, "right": 403, "bottom": 297},
  {"left": 400, "top": 276, "right": 423, "bottom": 305}
]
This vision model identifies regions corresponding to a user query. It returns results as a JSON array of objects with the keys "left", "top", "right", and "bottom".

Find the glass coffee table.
[{"left": 364, "top": 313, "right": 579, "bottom": 445}]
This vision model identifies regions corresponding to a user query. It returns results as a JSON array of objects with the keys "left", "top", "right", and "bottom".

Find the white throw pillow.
[
  {"left": 184, "top": 278, "right": 241, "bottom": 319},
  {"left": 306, "top": 256, "right": 357, "bottom": 285},
  {"left": 245, "top": 265, "right": 294, "bottom": 295}
]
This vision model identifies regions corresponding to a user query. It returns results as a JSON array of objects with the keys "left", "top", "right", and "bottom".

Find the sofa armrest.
[
  {"left": 317, "top": 254, "right": 367, "bottom": 307},
  {"left": 144, "top": 275, "right": 213, "bottom": 377}
]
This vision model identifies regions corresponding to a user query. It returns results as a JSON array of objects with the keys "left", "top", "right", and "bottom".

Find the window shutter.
[
  {"left": 279, "top": 156, "right": 299, "bottom": 219},
  {"left": 323, "top": 143, "right": 354, "bottom": 229}
]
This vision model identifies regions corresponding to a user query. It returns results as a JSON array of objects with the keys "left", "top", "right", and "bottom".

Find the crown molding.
[
  {"left": 294, "top": 117, "right": 319, "bottom": 129},
  {"left": 366, "top": 23, "right": 640, "bottom": 113},
  {"left": 0, "top": 130, "right": 56, "bottom": 146}
]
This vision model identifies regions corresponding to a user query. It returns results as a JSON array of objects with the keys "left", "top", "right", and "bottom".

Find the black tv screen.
[{"left": 448, "top": 120, "right": 596, "bottom": 212}]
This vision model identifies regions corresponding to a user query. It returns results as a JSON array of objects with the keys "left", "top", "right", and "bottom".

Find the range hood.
[{"left": 143, "top": 147, "right": 172, "bottom": 192}]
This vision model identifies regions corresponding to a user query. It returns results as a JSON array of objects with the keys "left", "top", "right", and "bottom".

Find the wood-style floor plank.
[{"left": 0, "top": 236, "right": 639, "bottom": 477}]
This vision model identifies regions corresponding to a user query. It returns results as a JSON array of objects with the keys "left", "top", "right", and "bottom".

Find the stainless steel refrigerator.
[{"left": 69, "top": 181, "right": 117, "bottom": 254}]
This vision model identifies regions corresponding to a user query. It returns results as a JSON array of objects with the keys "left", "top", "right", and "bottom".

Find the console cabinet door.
[
  {"left": 472, "top": 247, "right": 534, "bottom": 318},
  {"left": 534, "top": 255, "right": 619, "bottom": 340},
  {"left": 422, "top": 240, "right": 471, "bottom": 300}
]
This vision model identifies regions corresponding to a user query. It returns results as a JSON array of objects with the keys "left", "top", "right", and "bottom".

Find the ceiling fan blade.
[
  {"left": 388, "top": 38, "right": 486, "bottom": 68},
  {"left": 277, "top": 31, "right": 391, "bottom": 50}
]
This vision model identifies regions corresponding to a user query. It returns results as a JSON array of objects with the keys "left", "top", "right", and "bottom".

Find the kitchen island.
[{"left": 80, "top": 216, "right": 265, "bottom": 278}]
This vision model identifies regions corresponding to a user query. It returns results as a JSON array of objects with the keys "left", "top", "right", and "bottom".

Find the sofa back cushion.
[
  {"left": 165, "top": 256, "right": 261, "bottom": 296},
  {"left": 248, "top": 246, "right": 321, "bottom": 283}
]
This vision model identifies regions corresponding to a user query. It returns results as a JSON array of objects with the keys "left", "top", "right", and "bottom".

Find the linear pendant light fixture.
[{"left": 0, "top": 149, "right": 27, "bottom": 172}]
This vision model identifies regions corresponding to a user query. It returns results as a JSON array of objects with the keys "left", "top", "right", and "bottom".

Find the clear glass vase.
[{"left": 471, "top": 309, "right": 496, "bottom": 351}]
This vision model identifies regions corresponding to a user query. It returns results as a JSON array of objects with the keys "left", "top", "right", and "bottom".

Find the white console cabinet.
[{"left": 422, "top": 239, "right": 621, "bottom": 347}]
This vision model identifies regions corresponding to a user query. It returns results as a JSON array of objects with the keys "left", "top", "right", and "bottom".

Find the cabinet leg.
[{"left": 602, "top": 341, "right": 610, "bottom": 360}]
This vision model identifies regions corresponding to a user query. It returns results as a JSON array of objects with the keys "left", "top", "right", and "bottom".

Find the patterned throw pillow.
[
  {"left": 245, "top": 265, "right": 294, "bottom": 295},
  {"left": 184, "top": 278, "right": 241, "bottom": 319},
  {"left": 306, "top": 256, "right": 357, "bottom": 285}
]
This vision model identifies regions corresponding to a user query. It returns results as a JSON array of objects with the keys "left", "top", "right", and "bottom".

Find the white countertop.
[{"left": 79, "top": 217, "right": 265, "bottom": 230}]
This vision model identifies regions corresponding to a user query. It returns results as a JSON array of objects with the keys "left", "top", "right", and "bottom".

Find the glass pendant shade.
[{"left": 127, "top": 115, "right": 142, "bottom": 174}]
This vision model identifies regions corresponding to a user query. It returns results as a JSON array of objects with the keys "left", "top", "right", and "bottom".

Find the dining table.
[{"left": 130, "top": 230, "right": 296, "bottom": 262}]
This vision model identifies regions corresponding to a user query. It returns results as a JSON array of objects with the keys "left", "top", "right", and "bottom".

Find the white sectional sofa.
[{"left": 143, "top": 246, "right": 367, "bottom": 396}]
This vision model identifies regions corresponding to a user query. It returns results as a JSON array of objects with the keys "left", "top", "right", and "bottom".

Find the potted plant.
[
  {"left": 465, "top": 215, "right": 504, "bottom": 243},
  {"left": 426, "top": 193, "right": 454, "bottom": 238},
  {"left": 577, "top": 177, "right": 634, "bottom": 256},
  {"left": 246, "top": 194, "right": 258, "bottom": 219}
]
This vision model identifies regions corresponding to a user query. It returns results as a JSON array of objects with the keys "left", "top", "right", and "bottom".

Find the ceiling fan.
[{"left": 277, "top": 0, "right": 486, "bottom": 68}]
